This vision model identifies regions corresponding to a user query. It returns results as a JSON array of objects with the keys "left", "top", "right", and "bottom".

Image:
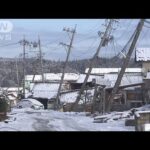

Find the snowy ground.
[{"left": 0, "top": 108, "right": 135, "bottom": 131}]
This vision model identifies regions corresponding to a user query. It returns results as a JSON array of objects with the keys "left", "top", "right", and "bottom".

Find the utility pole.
[
  {"left": 91, "top": 85, "right": 98, "bottom": 114},
  {"left": 106, "top": 19, "right": 145, "bottom": 112},
  {"left": 19, "top": 36, "right": 29, "bottom": 98},
  {"left": 55, "top": 25, "right": 76, "bottom": 109},
  {"left": 71, "top": 19, "right": 117, "bottom": 111},
  {"left": 102, "top": 88, "right": 106, "bottom": 114},
  {"left": 38, "top": 36, "right": 44, "bottom": 82},
  {"left": 23, "top": 36, "right": 26, "bottom": 98},
  {"left": 15, "top": 57, "right": 20, "bottom": 96}
]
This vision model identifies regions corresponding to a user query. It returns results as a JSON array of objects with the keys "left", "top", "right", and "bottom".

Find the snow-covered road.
[{"left": 0, "top": 108, "right": 135, "bottom": 131}]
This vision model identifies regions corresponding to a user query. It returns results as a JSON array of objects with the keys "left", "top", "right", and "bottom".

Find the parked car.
[{"left": 16, "top": 98, "right": 44, "bottom": 110}]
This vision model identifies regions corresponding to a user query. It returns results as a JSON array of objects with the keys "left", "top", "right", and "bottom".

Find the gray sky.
[{"left": 0, "top": 19, "right": 149, "bottom": 60}]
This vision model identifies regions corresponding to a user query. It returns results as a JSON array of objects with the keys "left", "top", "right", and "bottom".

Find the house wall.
[
  {"left": 126, "top": 88, "right": 143, "bottom": 101},
  {"left": 70, "top": 82, "right": 94, "bottom": 90},
  {"left": 143, "top": 79, "right": 150, "bottom": 103},
  {"left": 142, "top": 62, "right": 150, "bottom": 73},
  {"left": 135, "top": 112, "right": 150, "bottom": 131},
  {"left": 124, "top": 88, "right": 143, "bottom": 109},
  {"left": 105, "top": 87, "right": 143, "bottom": 111}
]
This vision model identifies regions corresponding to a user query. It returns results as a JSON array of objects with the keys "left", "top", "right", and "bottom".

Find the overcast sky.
[{"left": 0, "top": 19, "right": 149, "bottom": 60}]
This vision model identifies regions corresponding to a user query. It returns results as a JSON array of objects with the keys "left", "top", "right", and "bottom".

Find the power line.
[
  {"left": 70, "top": 36, "right": 99, "bottom": 59},
  {"left": 80, "top": 20, "right": 103, "bottom": 35},
  {"left": 71, "top": 19, "right": 118, "bottom": 111},
  {"left": 136, "top": 26, "right": 150, "bottom": 47},
  {"left": 115, "top": 20, "right": 134, "bottom": 40},
  {"left": 0, "top": 42, "right": 19, "bottom": 48},
  {"left": 106, "top": 19, "right": 145, "bottom": 112}
]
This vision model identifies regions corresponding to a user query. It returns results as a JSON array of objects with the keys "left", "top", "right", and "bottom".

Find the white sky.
[{"left": 0, "top": 19, "right": 149, "bottom": 60}]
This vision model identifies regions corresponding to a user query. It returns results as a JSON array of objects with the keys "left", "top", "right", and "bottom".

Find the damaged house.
[
  {"left": 85, "top": 67, "right": 145, "bottom": 111},
  {"left": 27, "top": 82, "right": 65, "bottom": 109},
  {"left": 25, "top": 73, "right": 79, "bottom": 109}
]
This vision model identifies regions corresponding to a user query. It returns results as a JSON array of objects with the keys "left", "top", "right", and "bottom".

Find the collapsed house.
[
  {"left": 27, "top": 82, "right": 95, "bottom": 111},
  {"left": 60, "top": 88, "right": 95, "bottom": 112},
  {"left": 104, "top": 73, "right": 143, "bottom": 110},
  {"left": 25, "top": 73, "right": 97, "bottom": 110},
  {"left": 84, "top": 68, "right": 144, "bottom": 111},
  {"left": 27, "top": 82, "right": 60, "bottom": 109},
  {"left": 25, "top": 73, "right": 80, "bottom": 109}
]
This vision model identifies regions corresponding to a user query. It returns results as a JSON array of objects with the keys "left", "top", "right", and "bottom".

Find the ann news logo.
[{"left": 0, "top": 20, "right": 13, "bottom": 41}]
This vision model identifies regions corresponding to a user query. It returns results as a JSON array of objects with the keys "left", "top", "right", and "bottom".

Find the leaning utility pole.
[
  {"left": 55, "top": 25, "right": 77, "bottom": 109},
  {"left": 106, "top": 19, "right": 145, "bottom": 112},
  {"left": 38, "top": 36, "right": 44, "bottom": 82},
  {"left": 71, "top": 19, "right": 116, "bottom": 111}
]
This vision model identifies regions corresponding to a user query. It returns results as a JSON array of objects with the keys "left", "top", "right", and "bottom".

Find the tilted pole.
[
  {"left": 106, "top": 19, "right": 145, "bottom": 112},
  {"left": 71, "top": 19, "right": 116, "bottom": 111},
  {"left": 55, "top": 25, "right": 76, "bottom": 109}
]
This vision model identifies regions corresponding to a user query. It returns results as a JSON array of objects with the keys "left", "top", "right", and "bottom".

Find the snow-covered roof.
[
  {"left": 44, "top": 73, "right": 60, "bottom": 80},
  {"left": 75, "top": 74, "right": 94, "bottom": 83},
  {"left": 25, "top": 73, "right": 79, "bottom": 82},
  {"left": 85, "top": 68, "right": 142, "bottom": 74},
  {"left": 57, "top": 73, "right": 79, "bottom": 81},
  {"left": 74, "top": 74, "right": 109, "bottom": 86},
  {"left": 136, "top": 48, "right": 150, "bottom": 61},
  {"left": 25, "top": 75, "right": 42, "bottom": 81},
  {"left": 2, "top": 87, "right": 23, "bottom": 91},
  {"left": 104, "top": 74, "right": 143, "bottom": 87},
  {"left": 32, "top": 83, "right": 59, "bottom": 99}
]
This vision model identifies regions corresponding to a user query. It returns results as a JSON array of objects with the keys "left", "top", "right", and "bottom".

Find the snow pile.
[
  {"left": 24, "top": 98, "right": 43, "bottom": 106},
  {"left": 143, "top": 124, "right": 150, "bottom": 131},
  {"left": 94, "top": 111, "right": 131, "bottom": 123}
]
